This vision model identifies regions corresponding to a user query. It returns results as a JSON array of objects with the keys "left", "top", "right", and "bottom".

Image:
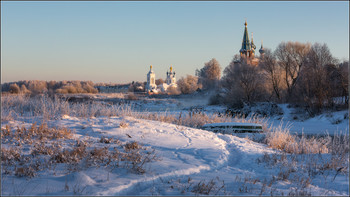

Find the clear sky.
[{"left": 1, "top": 1, "right": 349, "bottom": 84}]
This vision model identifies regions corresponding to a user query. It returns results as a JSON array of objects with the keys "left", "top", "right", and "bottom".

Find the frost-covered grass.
[
  {"left": 1, "top": 94, "right": 347, "bottom": 156},
  {"left": 265, "top": 122, "right": 331, "bottom": 154},
  {"left": 1, "top": 94, "right": 267, "bottom": 130},
  {"left": 1, "top": 122, "right": 159, "bottom": 178},
  {"left": 1, "top": 94, "right": 133, "bottom": 121},
  {"left": 1, "top": 94, "right": 349, "bottom": 196}
]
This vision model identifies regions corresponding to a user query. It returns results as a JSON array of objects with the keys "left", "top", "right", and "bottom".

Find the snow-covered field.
[
  {"left": 1, "top": 115, "right": 348, "bottom": 196},
  {"left": 1, "top": 94, "right": 349, "bottom": 196}
]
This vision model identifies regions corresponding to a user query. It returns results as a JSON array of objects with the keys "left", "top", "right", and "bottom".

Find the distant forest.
[{"left": 1, "top": 80, "right": 98, "bottom": 94}]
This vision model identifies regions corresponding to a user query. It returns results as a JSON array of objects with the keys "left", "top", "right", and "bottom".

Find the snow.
[
  {"left": 131, "top": 97, "right": 349, "bottom": 136},
  {"left": 1, "top": 94, "right": 349, "bottom": 195},
  {"left": 118, "top": 95, "right": 348, "bottom": 136},
  {"left": 1, "top": 115, "right": 348, "bottom": 196},
  {"left": 268, "top": 104, "right": 349, "bottom": 136}
]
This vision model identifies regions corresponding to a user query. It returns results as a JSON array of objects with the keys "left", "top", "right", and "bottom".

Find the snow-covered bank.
[
  {"left": 1, "top": 115, "right": 348, "bottom": 196},
  {"left": 267, "top": 104, "right": 349, "bottom": 136}
]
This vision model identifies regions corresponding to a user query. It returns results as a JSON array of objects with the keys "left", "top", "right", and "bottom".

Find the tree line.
[
  {"left": 1, "top": 80, "right": 98, "bottom": 95},
  {"left": 2, "top": 41, "right": 347, "bottom": 116},
  {"left": 179, "top": 41, "right": 348, "bottom": 115}
]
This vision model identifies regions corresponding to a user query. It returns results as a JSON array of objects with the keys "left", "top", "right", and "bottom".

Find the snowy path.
[{"left": 56, "top": 116, "right": 303, "bottom": 196}]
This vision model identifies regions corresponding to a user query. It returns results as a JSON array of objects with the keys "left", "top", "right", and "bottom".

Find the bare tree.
[
  {"left": 296, "top": 43, "right": 336, "bottom": 114},
  {"left": 275, "top": 42, "right": 311, "bottom": 101},
  {"left": 338, "top": 61, "right": 349, "bottom": 104},
  {"left": 196, "top": 58, "right": 221, "bottom": 90},
  {"left": 259, "top": 49, "right": 285, "bottom": 101}
]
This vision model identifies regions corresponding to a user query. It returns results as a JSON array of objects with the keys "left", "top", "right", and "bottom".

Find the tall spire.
[{"left": 240, "top": 19, "right": 251, "bottom": 54}]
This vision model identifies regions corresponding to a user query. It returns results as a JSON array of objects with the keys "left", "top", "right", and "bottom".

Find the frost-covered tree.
[
  {"left": 221, "top": 60, "right": 265, "bottom": 107},
  {"left": 2, "top": 80, "right": 99, "bottom": 94},
  {"left": 28, "top": 80, "right": 48, "bottom": 94},
  {"left": 20, "top": 84, "right": 31, "bottom": 94},
  {"left": 177, "top": 75, "right": 202, "bottom": 94},
  {"left": 196, "top": 58, "right": 221, "bottom": 90},
  {"left": 9, "top": 83, "right": 20, "bottom": 94}
]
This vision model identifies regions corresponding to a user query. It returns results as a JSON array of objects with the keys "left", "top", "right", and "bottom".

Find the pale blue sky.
[{"left": 1, "top": 1, "right": 349, "bottom": 83}]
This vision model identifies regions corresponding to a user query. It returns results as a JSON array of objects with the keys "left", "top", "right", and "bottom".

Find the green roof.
[{"left": 240, "top": 22, "right": 251, "bottom": 53}]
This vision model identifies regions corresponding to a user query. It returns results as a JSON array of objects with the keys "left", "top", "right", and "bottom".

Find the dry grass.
[
  {"left": 1, "top": 94, "right": 133, "bottom": 121},
  {"left": 1, "top": 123, "right": 73, "bottom": 146},
  {"left": 136, "top": 111, "right": 268, "bottom": 131},
  {"left": 1, "top": 93, "right": 348, "bottom": 196},
  {"left": 1, "top": 94, "right": 267, "bottom": 130},
  {"left": 264, "top": 122, "right": 332, "bottom": 154},
  {"left": 1, "top": 122, "right": 159, "bottom": 178},
  {"left": 165, "top": 176, "right": 226, "bottom": 195},
  {"left": 119, "top": 121, "right": 129, "bottom": 128}
]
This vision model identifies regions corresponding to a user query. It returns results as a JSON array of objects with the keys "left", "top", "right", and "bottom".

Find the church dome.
[
  {"left": 259, "top": 47, "right": 265, "bottom": 54},
  {"left": 259, "top": 41, "right": 265, "bottom": 54}
]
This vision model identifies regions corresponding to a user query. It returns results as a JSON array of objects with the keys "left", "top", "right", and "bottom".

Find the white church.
[
  {"left": 146, "top": 65, "right": 157, "bottom": 92},
  {"left": 146, "top": 65, "right": 177, "bottom": 94}
]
